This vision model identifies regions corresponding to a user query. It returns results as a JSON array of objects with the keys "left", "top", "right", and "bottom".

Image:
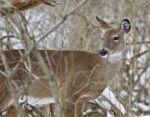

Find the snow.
[
  {"left": 102, "top": 88, "right": 126, "bottom": 115},
  {"left": 95, "top": 99, "right": 111, "bottom": 110},
  {"left": 27, "top": 96, "right": 56, "bottom": 106},
  {"left": 18, "top": 95, "right": 56, "bottom": 106},
  {"left": 120, "top": 90, "right": 128, "bottom": 98},
  {"left": 135, "top": 103, "right": 150, "bottom": 111},
  {"left": 138, "top": 115, "right": 150, "bottom": 117},
  {"left": 107, "top": 111, "right": 114, "bottom": 117}
]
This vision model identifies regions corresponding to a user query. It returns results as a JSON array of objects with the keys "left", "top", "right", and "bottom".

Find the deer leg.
[
  {"left": 5, "top": 107, "right": 17, "bottom": 117},
  {"left": 75, "top": 95, "right": 92, "bottom": 117},
  {"left": 63, "top": 101, "right": 75, "bottom": 117},
  {"left": 75, "top": 101, "right": 84, "bottom": 117}
]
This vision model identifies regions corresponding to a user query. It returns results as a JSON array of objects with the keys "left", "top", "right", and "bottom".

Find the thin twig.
[
  {"left": 126, "top": 41, "right": 150, "bottom": 45},
  {"left": 131, "top": 49, "right": 150, "bottom": 60},
  {"left": 0, "top": 35, "right": 19, "bottom": 40},
  {"left": 38, "top": 0, "right": 88, "bottom": 43}
]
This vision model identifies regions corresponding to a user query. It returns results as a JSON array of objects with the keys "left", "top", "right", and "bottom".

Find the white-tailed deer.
[
  {"left": 0, "top": 0, "right": 56, "bottom": 14},
  {"left": 0, "top": 17, "right": 131, "bottom": 117}
]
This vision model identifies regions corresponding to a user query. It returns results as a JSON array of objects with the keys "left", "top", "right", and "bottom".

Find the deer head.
[{"left": 96, "top": 16, "right": 131, "bottom": 63}]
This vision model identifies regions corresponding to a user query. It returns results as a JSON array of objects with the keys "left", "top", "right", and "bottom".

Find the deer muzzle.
[{"left": 99, "top": 48, "right": 108, "bottom": 56}]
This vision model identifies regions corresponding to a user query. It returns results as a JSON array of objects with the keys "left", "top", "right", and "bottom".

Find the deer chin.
[{"left": 101, "top": 51, "right": 123, "bottom": 63}]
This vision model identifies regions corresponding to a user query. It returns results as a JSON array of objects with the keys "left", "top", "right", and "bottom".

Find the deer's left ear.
[
  {"left": 120, "top": 19, "right": 131, "bottom": 33},
  {"left": 96, "top": 16, "right": 111, "bottom": 29}
]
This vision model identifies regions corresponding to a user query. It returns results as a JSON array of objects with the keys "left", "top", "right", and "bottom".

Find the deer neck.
[{"left": 97, "top": 51, "right": 123, "bottom": 84}]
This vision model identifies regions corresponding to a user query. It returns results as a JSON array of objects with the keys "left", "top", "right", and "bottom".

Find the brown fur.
[
  {"left": 0, "top": 0, "right": 54, "bottom": 14},
  {"left": 0, "top": 50, "right": 120, "bottom": 117},
  {"left": 0, "top": 18, "right": 131, "bottom": 117}
]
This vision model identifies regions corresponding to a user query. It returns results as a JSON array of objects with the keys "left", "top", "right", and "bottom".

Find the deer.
[
  {"left": 0, "top": 17, "right": 131, "bottom": 117},
  {"left": 0, "top": 0, "right": 56, "bottom": 14}
]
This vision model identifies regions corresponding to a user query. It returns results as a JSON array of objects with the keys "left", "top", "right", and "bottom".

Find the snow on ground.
[
  {"left": 102, "top": 88, "right": 126, "bottom": 115},
  {"left": 107, "top": 111, "right": 114, "bottom": 117},
  {"left": 135, "top": 103, "right": 150, "bottom": 111},
  {"left": 138, "top": 115, "right": 150, "bottom": 117}
]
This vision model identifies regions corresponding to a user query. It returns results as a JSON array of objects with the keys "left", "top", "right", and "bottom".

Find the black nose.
[{"left": 99, "top": 48, "right": 108, "bottom": 56}]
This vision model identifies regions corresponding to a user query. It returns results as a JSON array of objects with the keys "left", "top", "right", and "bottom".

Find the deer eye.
[{"left": 112, "top": 35, "right": 120, "bottom": 42}]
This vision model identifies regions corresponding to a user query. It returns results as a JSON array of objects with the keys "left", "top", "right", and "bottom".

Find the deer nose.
[{"left": 99, "top": 48, "right": 108, "bottom": 56}]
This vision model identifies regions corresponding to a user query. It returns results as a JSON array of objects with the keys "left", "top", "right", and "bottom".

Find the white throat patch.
[{"left": 101, "top": 52, "right": 123, "bottom": 63}]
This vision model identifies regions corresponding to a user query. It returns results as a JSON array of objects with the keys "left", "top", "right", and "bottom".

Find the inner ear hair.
[{"left": 120, "top": 19, "right": 131, "bottom": 33}]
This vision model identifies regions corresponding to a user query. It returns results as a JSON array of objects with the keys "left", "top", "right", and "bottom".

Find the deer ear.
[
  {"left": 120, "top": 19, "right": 131, "bottom": 33},
  {"left": 96, "top": 16, "right": 111, "bottom": 29}
]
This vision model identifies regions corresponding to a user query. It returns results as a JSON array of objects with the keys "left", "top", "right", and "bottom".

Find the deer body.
[
  {"left": 10, "top": 0, "right": 44, "bottom": 11},
  {"left": 0, "top": 50, "right": 121, "bottom": 116},
  {"left": 0, "top": 0, "right": 55, "bottom": 14},
  {"left": 0, "top": 18, "right": 131, "bottom": 117}
]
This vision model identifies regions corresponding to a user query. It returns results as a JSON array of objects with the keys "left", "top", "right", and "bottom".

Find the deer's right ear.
[
  {"left": 96, "top": 16, "right": 111, "bottom": 29},
  {"left": 120, "top": 19, "right": 131, "bottom": 33}
]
